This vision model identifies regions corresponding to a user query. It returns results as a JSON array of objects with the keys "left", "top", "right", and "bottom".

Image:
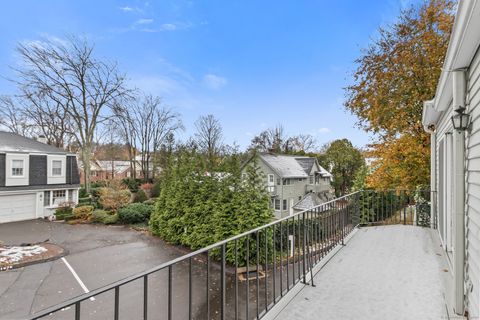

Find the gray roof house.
[
  {"left": 0, "top": 131, "right": 80, "bottom": 223},
  {"left": 243, "top": 153, "right": 334, "bottom": 218}
]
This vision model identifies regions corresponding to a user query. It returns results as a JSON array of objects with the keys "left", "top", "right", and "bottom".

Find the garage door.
[{"left": 0, "top": 193, "right": 37, "bottom": 223}]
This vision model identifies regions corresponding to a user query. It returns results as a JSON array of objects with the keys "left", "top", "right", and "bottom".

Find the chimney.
[{"left": 37, "top": 135, "right": 47, "bottom": 144}]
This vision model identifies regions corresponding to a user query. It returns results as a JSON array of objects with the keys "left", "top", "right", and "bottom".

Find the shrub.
[
  {"left": 55, "top": 202, "right": 74, "bottom": 220},
  {"left": 140, "top": 183, "right": 153, "bottom": 191},
  {"left": 143, "top": 198, "right": 156, "bottom": 205},
  {"left": 92, "top": 210, "right": 118, "bottom": 224},
  {"left": 91, "top": 180, "right": 107, "bottom": 188},
  {"left": 79, "top": 187, "right": 89, "bottom": 198},
  {"left": 98, "top": 185, "right": 131, "bottom": 212},
  {"left": 73, "top": 205, "right": 94, "bottom": 220},
  {"left": 122, "top": 178, "right": 141, "bottom": 193},
  {"left": 150, "top": 180, "right": 161, "bottom": 198},
  {"left": 133, "top": 189, "right": 148, "bottom": 203},
  {"left": 78, "top": 197, "right": 92, "bottom": 206},
  {"left": 118, "top": 203, "right": 153, "bottom": 224}
]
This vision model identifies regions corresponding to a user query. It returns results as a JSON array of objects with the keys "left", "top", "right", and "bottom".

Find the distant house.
[
  {"left": 77, "top": 155, "right": 161, "bottom": 183},
  {"left": 0, "top": 131, "right": 80, "bottom": 223},
  {"left": 422, "top": 1, "right": 480, "bottom": 316},
  {"left": 243, "top": 153, "right": 334, "bottom": 218},
  {"left": 77, "top": 159, "right": 143, "bottom": 182}
]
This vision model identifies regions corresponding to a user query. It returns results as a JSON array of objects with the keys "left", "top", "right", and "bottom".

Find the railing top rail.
[{"left": 30, "top": 188, "right": 414, "bottom": 318}]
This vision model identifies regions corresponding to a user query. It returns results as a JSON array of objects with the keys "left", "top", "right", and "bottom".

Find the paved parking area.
[{"left": 0, "top": 219, "right": 185, "bottom": 319}]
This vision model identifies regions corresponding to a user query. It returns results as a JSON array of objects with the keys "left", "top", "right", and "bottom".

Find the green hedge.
[
  {"left": 149, "top": 150, "right": 273, "bottom": 266},
  {"left": 118, "top": 203, "right": 153, "bottom": 224},
  {"left": 55, "top": 206, "right": 75, "bottom": 221},
  {"left": 92, "top": 210, "right": 119, "bottom": 224}
]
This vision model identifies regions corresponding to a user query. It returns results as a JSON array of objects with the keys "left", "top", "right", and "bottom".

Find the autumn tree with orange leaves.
[{"left": 345, "top": 0, "right": 455, "bottom": 190}]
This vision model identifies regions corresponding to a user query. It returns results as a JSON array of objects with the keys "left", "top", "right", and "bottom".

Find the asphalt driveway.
[{"left": 0, "top": 219, "right": 185, "bottom": 320}]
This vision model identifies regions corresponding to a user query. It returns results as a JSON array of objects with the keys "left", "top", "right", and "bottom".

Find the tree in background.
[
  {"left": 0, "top": 96, "right": 30, "bottom": 136},
  {"left": 113, "top": 94, "right": 183, "bottom": 180},
  {"left": 194, "top": 114, "right": 224, "bottom": 168},
  {"left": 250, "top": 124, "right": 317, "bottom": 154},
  {"left": 320, "top": 139, "right": 364, "bottom": 196},
  {"left": 345, "top": 0, "right": 454, "bottom": 190},
  {"left": 15, "top": 36, "right": 131, "bottom": 192}
]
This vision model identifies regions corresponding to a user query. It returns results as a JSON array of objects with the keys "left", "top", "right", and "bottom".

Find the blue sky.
[{"left": 0, "top": 0, "right": 417, "bottom": 150}]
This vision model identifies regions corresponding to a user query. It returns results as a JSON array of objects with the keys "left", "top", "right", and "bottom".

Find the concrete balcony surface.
[{"left": 270, "top": 225, "right": 451, "bottom": 320}]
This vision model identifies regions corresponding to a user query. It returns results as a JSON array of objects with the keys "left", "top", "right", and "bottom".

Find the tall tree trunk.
[{"left": 83, "top": 144, "right": 92, "bottom": 193}]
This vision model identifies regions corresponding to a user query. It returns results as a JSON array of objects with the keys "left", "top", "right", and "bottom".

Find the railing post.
[
  {"left": 75, "top": 301, "right": 81, "bottom": 320},
  {"left": 221, "top": 244, "right": 226, "bottom": 320},
  {"left": 168, "top": 266, "right": 172, "bottom": 320},
  {"left": 302, "top": 212, "right": 307, "bottom": 284},
  {"left": 143, "top": 275, "right": 148, "bottom": 320},
  {"left": 341, "top": 202, "right": 345, "bottom": 246},
  {"left": 234, "top": 240, "right": 238, "bottom": 320}
]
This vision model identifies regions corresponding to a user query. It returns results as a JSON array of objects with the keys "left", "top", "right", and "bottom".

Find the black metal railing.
[{"left": 29, "top": 189, "right": 432, "bottom": 320}]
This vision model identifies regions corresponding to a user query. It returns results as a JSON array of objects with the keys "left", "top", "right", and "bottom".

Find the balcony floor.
[{"left": 273, "top": 225, "right": 450, "bottom": 320}]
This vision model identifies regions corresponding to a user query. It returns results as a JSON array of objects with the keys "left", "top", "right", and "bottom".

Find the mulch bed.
[{"left": 0, "top": 243, "right": 66, "bottom": 271}]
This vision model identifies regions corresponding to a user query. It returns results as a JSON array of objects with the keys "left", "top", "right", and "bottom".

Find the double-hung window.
[
  {"left": 52, "top": 160, "right": 62, "bottom": 176},
  {"left": 11, "top": 160, "right": 24, "bottom": 176},
  {"left": 52, "top": 190, "right": 66, "bottom": 205},
  {"left": 274, "top": 199, "right": 281, "bottom": 210}
]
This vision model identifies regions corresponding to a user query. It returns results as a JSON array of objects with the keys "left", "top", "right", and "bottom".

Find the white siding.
[
  {"left": 47, "top": 155, "right": 66, "bottom": 184},
  {"left": 465, "top": 45, "right": 480, "bottom": 318},
  {"left": 5, "top": 153, "right": 29, "bottom": 186}
]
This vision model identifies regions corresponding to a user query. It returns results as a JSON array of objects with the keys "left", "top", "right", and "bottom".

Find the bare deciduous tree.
[
  {"left": 250, "top": 125, "right": 317, "bottom": 154},
  {"left": 21, "top": 91, "right": 73, "bottom": 148},
  {"left": 194, "top": 114, "right": 224, "bottom": 167},
  {"left": 289, "top": 134, "right": 317, "bottom": 153},
  {"left": 250, "top": 124, "right": 287, "bottom": 153},
  {"left": 114, "top": 94, "right": 183, "bottom": 180},
  {"left": 0, "top": 95, "right": 30, "bottom": 136},
  {"left": 15, "top": 37, "right": 131, "bottom": 191}
]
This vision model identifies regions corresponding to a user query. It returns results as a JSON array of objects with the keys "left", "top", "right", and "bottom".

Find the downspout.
[
  {"left": 425, "top": 124, "right": 437, "bottom": 230},
  {"left": 452, "top": 69, "right": 466, "bottom": 315}
]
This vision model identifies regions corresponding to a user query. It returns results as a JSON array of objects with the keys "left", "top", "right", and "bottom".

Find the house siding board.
[
  {"left": 66, "top": 156, "right": 80, "bottom": 184},
  {"left": 29, "top": 155, "right": 47, "bottom": 185},
  {"left": 0, "top": 153, "right": 5, "bottom": 186},
  {"left": 465, "top": 45, "right": 480, "bottom": 318}
]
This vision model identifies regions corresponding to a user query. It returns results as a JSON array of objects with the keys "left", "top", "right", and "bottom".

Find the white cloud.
[
  {"left": 119, "top": 6, "right": 144, "bottom": 13},
  {"left": 203, "top": 74, "right": 227, "bottom": 90},
  {"left": 119, "top": 6, "right": 133, "bottom": 12},
  {"left": 160, "top": 23, "right": 177, "bottom": 31},
  {"left": 318, "top": 127, "right": 331, "bottom": 134},
  {"left": 136, "top": 18, "right": 154, "bottom": 25}
]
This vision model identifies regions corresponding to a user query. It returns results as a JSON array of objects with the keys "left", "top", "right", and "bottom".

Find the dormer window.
[
  {"left": 52, "top": 160, "right": 62, "bottom": 176},
  {"left": 11, "top": 160, "right": 24, "bottom": 176}
]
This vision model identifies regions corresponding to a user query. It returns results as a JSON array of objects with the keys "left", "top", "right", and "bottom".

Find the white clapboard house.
[
  {"left": 0, "top": 132, "right": 80, "bottom": 223},
  {"left": 422, "top": 1, "right": 480, "bottom": 317}
]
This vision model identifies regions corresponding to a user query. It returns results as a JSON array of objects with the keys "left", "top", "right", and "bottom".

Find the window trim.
[
  {"left": 274, "top": 199, "right": 281, "bottom": 210},
  {"left": 52, "top": 160, "right": 63, "bottom": 176},
  {"left": 11, "top": 159, "right": 25, "bottom": 177},
  {"left": 268, "top": 174, "right": 274, "bottom": 184}
]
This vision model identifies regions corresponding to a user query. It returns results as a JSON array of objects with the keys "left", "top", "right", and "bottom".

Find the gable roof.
[
  {"left": 257, "top": 153, "right": 333, "bottom": 179},
  {"left": 295, "top": 157, "right": 315, "bottom": 175},
  {"left": 0, "top": 131, "right": 70, "bottom": 155},
  {"left": 259, "top": 153, "right": 309, "bottom": 178},
  {"left": 293, "top": 191, "right": 335, "bottom": 211}
]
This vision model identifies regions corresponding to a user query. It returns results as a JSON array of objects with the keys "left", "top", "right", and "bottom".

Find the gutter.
[{"left": 433, "top": 0, "right": 480, "bottom": 112}]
